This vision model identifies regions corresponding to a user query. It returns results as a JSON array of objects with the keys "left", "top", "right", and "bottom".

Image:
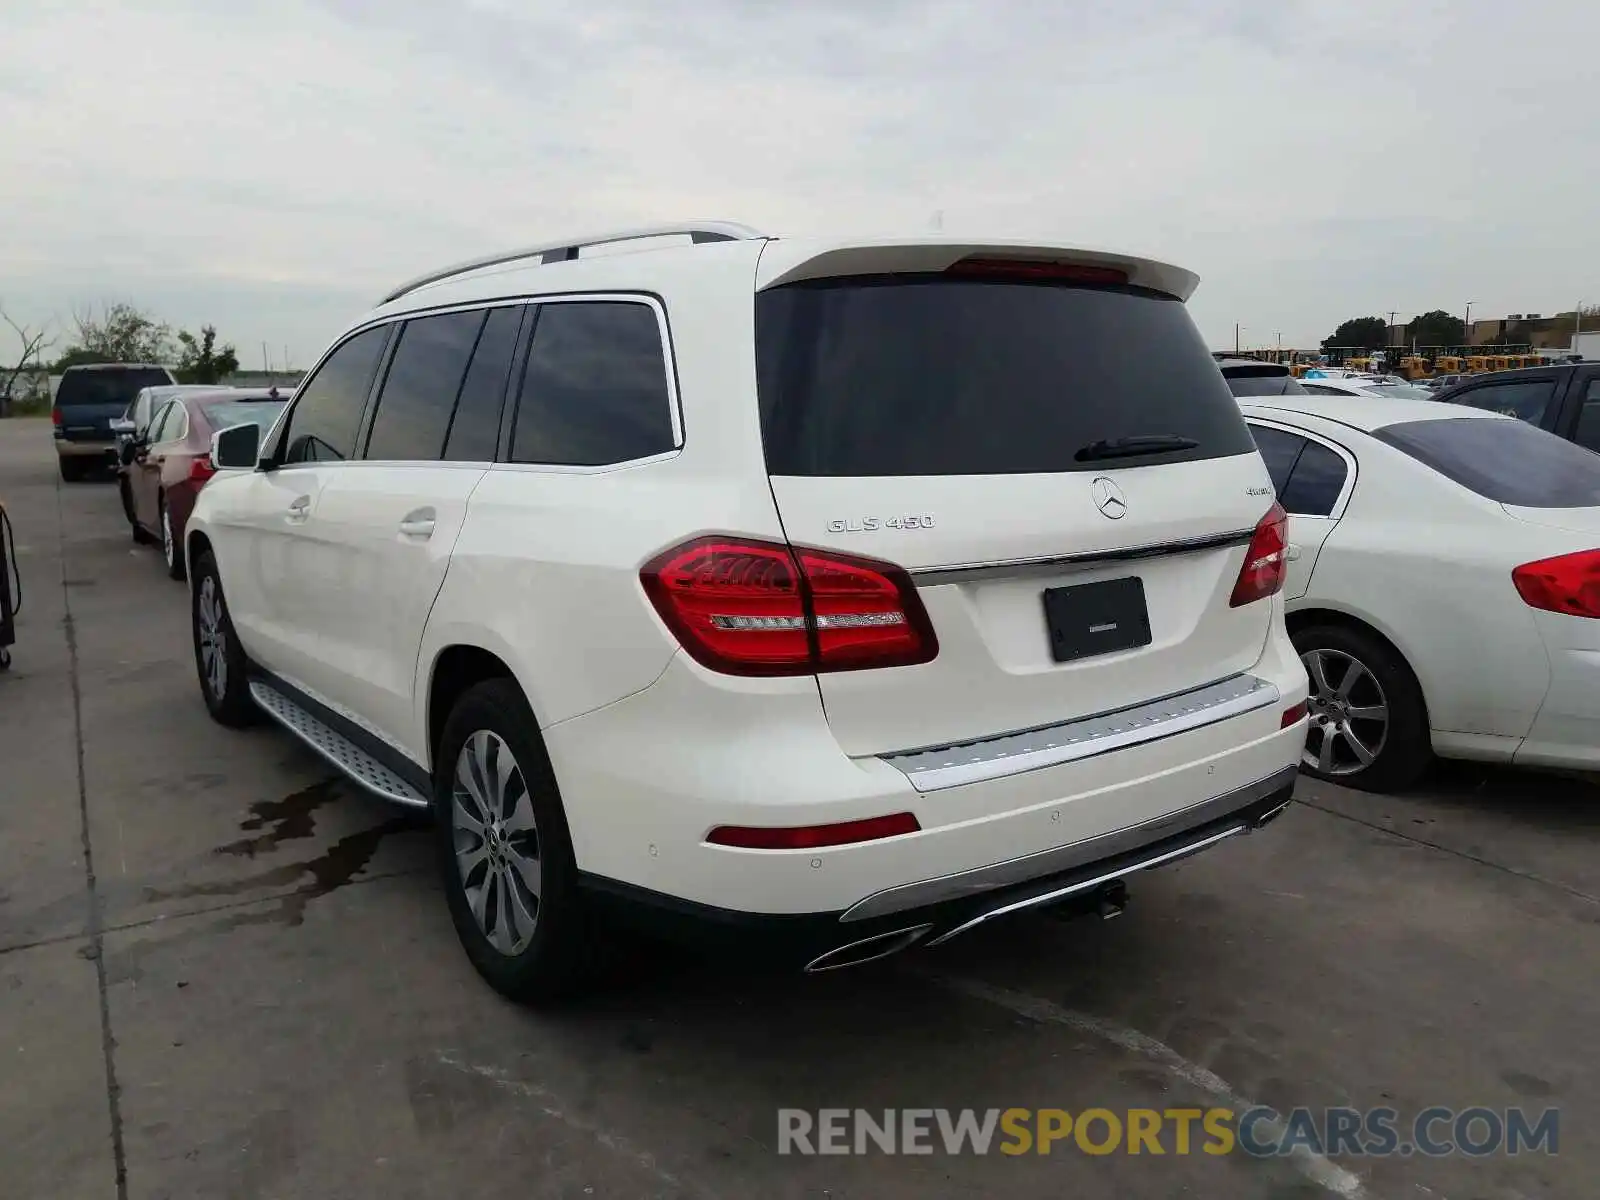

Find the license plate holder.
[{"left": 1042, "top": 576, "right": 1152, "bottom": 663}]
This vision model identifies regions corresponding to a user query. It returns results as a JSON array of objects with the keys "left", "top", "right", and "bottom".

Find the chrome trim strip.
[
  {"left": 881, "top": 674, "right": 1280, "bottom": 793},
  {"left": 923, "top": 824, "right": 1247, "bottom": 947},
  {"left": 803, "top": 925, "right": 933, "bottom": 973},
  {"left": 908, "top": 528, "right": 1254, "bottom": 587},
  {"left": 840, "top": 764, "right": 1298, "bottom": 923}
]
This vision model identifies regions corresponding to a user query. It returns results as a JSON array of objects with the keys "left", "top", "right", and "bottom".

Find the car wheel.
[
  {"left": 160, "top": 496, "right": 185, "bottom": 580},
  {"left": 58, "top": 457, "right": 86, "bottom": 483},
  {"left": 434, "top": 678, "right": 595, "bottom": 1004},
  {"left": 1292, "top": 623, "right": 1430, "bottom": 792},
  {"left": 191, "top": 552, "right": 256, "bottom": 727}
]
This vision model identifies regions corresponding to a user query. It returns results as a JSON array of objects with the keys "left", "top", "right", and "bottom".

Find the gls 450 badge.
[{"left": 826, "top": 515, "right": 936, "bottom": 534}]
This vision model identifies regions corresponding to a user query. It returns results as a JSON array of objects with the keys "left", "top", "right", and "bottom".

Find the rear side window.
[
  {"left": 1246, "top": 424, "right": 1349, "bottom": 516},
  {"left": 148, "top": 401, "right": 180, "bottom": 443},
  {"left": 755, "top": 276, "right": 1256, "bottom": 476},
  {"left": 1225, "top": 369, "right": 1308, "bottom": 397},
  {"left": 510, "top": 301, "right": 675, "bottom": 467},
  {"left": 279, "top": 326, "right": 388, "bottom": 464},
  {"left": 1373, "top": 417, "right": 1600, "bottom": 507},
  {"left": 1571, "top": 380, "right": 1600, "bottom": 452},
  {"left": 444, "top": 305, "right": 521, "bottom": 461},
  {"left": 1441, "top": 378, "right": 1556, "bottom": 424},
  {"left": 365, "top": 310, "right": 486, "bottom": 461},
  {"left": 1248, "top": 424, "right": 1304, "bottom": 493}
]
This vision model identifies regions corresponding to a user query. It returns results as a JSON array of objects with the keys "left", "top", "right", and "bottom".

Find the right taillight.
[
  {"left": 1512, "top": 549, "right": 1600, "bottom": 618},
  {"left": 640, "top": 536, "right": 939, "bottom": 676},
  {"left": 1229, "top": 502, "right": 1290, "bottom": 607},
  {"left": 51, "top": 407, "right": 62, "bottom": 426}
]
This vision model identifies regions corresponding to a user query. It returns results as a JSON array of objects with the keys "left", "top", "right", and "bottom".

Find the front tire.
[
  {"left": 434, "top": 679, "right": 594, "bottom": 1004},
  {"left": 1292, "top": 623, "right": 1431, "bottom": 792},
  {"left": 191, "top": 551, "right": 256, "bottom": 727},
  {"left": 160, "top": 496, "right": 185, "bottom": 580}
]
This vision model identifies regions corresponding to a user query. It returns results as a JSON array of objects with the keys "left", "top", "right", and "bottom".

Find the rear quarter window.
[
  {"left": 1372, "top": 416, "right": 1600, "bottom": 507},
  {"left": 755, "top": 275, "right": 1256, "bottom": 476}
]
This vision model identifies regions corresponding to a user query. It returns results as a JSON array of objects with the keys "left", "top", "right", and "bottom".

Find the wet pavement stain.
[{"left": 215, "top": 778, "right": 343, "bottom": 860}]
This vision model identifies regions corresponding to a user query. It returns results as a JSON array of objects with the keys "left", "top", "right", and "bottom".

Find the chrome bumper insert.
[
  {"left": 880, "top": 673, "right": 1280, "bottom": 792},
  {"left": 841, "top": 763, "right": 1299, "bottom": 923}
]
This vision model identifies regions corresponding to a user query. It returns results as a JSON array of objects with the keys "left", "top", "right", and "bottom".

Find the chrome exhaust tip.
[{"left": 804, "top": 924, "right": 933, "bottom": 974}]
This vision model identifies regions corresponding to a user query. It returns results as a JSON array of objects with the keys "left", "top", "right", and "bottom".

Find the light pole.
[
  {"left": 1465, "top": 301, "right": 1475, "bottom": 349},
  {"left": 1274, "top": 331, "right": 1283, "bottom": 359}
]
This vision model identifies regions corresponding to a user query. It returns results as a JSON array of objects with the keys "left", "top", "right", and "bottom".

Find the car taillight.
[
  {"left": 51, "top": 407, "right": 62, "bottom": 426},
  {"left": 189, "top": 457, "right": 218, "bottom": 485},
  {"left": 706, "top": 812, "right": 920, "bottom": 849},
  {"left": 640, "top": 536, "right": 939, "bottom": 676},
  {"left": 1512, "top": 549, "right": 1600, "bottom": 618},
  {"left": 1229, "top": 502, "right": 1290, "bottom": 607},
  {"left": 946, "top": 257, "right": 1129, "bottom": 285}
]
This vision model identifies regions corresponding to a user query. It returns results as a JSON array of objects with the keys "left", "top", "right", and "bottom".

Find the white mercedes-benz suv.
[{"left": 186, "top": 222, "right": 1307, "bottom": 1001}]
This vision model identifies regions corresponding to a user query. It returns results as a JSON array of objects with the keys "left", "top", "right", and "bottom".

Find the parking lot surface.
[{"left": 2, "top": 416, "right": 1597, "bottom": 1199}]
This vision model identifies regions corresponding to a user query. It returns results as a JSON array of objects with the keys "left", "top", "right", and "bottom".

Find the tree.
[
  {"left": 1, "top": 304, "right": 56, "bottom": 399},
  {"left": 1407, "top": 310, "right": 1466, "bottom": 349},
  {"left": 65, "top": 301, "right": 173, "bottom": 364},
  {"left": 174, "top": 326, "right": 241, "bottom": 384},
  {"left": 1321, "top": 316, "right": 1389, "bottom": 353}
]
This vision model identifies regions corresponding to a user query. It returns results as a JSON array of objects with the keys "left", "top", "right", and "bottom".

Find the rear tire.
[
  {"left": 434, "top": 678, "right": 596, "bottom": 1004},
  {"left": 58, "top": 457, "right": 86, "bottom": 483},
  {"left": 191, "top": 551, "right": 256, "bottom": 728},
  {"left": 1292, "top": 622, "right": 1431, "bottom": 792}
]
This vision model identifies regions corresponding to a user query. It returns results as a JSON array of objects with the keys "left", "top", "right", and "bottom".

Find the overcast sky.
[{"left": 2, "top": 0, "right": 1596, "bottom": 367}]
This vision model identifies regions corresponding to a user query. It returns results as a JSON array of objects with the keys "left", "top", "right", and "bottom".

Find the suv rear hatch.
[
  {"left": 54, "top": 366, "right": 174, "bottom": 441},
  {"left": 750, "top": 244, "right": 1280, "bottom": 758}
]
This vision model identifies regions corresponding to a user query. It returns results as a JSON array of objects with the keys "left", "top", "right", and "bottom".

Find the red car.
[{"left": 123, "top": 388, "right": 289, "bottom": 579}]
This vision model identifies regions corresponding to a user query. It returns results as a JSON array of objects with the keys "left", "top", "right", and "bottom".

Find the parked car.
[
  {"left": 125, "top": 389, "right": 288, "bottom": 579},
  {"left": 1299, "top": 376, "right": 1434, "bottom": 400},
  {"left": 1430, "top": 362, "right": 1600, "bottom": 452},
  {"left": 185, "top": 223, "right": 1307, "bottom": 1001},
  {"left": 1217, "top": 358, "right": 1308, "bottom": 397},
  {"left": 1240, "top": 393, "right": 1600, "bottom": 789},
  {"left": 52, "top": 363, "right": 176, "bottom": 480},
  {"left": 113, "top": 385, "right": 233, "bottom": 523}
]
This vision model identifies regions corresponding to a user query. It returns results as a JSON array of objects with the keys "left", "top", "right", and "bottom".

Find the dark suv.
[
  {"left": 52, "top": 364, "right": 177, "bottom": 480},
  {"left": 1431, "top": 362, "right": 1600, "bottom": 452}
]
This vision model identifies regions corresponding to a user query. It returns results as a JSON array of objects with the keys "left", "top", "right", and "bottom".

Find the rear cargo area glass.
[{"left": 755, "top": 275, "right": 1256, "bottom": 476}]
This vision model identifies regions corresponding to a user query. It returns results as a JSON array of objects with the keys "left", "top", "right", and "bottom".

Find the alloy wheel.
[
  {"left": 1301, "top": 646, "right": 1390, "bottom": 776},
  {"left": 162, "top": 504, "right": 174, "bottom": 569},
  {"left": 452, "top": 730, "right": 542, "bottom": 956},
  {"left": 196, "top": 576, "right": 228, "bottom": 700}
]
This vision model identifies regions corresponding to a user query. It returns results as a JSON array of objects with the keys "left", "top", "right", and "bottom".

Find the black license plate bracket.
[{"left": 1042, "top": 576, "right": 1152, "bottom": 663}]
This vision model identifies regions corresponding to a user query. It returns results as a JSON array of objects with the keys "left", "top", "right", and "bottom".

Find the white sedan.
[
  {"left": 1239, "top": 394, "right": 1600, "bottom": 790},
  {"left": 1299, "top": 375, "right": 1434, "bottom": 400}
]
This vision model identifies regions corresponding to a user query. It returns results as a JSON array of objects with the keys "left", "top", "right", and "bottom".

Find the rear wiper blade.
[{"left": 1074, "top": 435, "right": 1200, "bottom": 462}]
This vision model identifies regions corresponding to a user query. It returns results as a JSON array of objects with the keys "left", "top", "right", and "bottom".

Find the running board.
[{"left": 248, "top": 680, "right": 431, "bottom": 809}]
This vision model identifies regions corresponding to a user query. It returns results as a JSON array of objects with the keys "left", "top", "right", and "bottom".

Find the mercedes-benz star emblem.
[{"left": 1091, "top": 477, "right": 1127, "bottom": 519}]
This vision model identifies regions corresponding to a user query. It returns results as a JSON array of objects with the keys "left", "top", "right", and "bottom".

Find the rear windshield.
[
  {"left": 56, "top": 368, "right": 172, "bottom": 407},
  {"left": 1225, "top": 368, "right": 1309, "bottom": 397},
  {"left": 1373, "top": 416, "right": 1600, "bottom": 507},
  {"left": 755, "top": 275, "right": 1257, "bottom": 476},
  {"left": 203, "top": 400, "right": 286, "bottom": 432}
]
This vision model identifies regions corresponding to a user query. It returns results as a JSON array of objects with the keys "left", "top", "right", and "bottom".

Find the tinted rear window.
[
  {"left": 755, "top": 276, "right": 1256, "bottom": 476},
  {"left": 57, "top": 368, "right": 173, "bottom": 407},
  {"left": 1224, "top": 369, "right": 1308, "bottom": 397},
  {"left": 1373, "top": 417, "right": 1600, "bottom": 507}
]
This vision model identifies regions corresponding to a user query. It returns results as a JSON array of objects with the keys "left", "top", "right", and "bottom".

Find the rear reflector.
[
  {"left": 1229, "top": 502, "right": 1290, "bottom": 607},
  {"left": 189, "top": 456, "right": 217, "bottom": 485},
  {"left": 1512, "top": 549, "right": 1600, "bottom": 618},
  {"left": 1281, "top": 701, "right": 1308, "bottom": 728},
  {"left": 706, "top": 812, "right": 921, "bottom": 849},
  {"left": 946, "top": 257, "right": 1130, "bottom": 285},
  {"left": 640, "top": 536, "right": 938, "bottom": 676}
]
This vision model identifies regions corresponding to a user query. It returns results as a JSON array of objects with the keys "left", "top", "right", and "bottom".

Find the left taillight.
[
  {"left": 639, "top": 535, "right": 939, "bottom": 677},
  {"left": 1512, "top": 549, "right": 1600, "bottom": 618},
  {"left": 189, "top": 457, "right": 217, "bottom": 485},
  {"left": 1229, "top": 502, "right": 1290, "bottom": 607}
]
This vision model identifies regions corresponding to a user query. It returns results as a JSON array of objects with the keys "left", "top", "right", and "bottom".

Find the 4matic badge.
[{"left": 826, "top": 515, "right": 937, "bottom": 533}]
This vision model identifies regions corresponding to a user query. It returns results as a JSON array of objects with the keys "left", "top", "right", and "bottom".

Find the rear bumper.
[
  {"left": 1515, "top": 642, "right": 1600, "bottom": 768},
  {"left": 580, "top": 767, "right": 1297, "bottom": 969},
  {"left": 55, "top": 439, "right": 116, "bottom": 457}
]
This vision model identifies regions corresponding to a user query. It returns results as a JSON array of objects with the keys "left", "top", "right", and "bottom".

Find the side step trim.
[
  {"left": 249, "top": 680, "right": 431, "bottom": 809},
  {"left": 880, "top": 673, "right": 1279, "bottom": 792}
]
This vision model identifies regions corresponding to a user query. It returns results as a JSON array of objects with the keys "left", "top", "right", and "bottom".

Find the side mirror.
[
  {"left": 109, "top": 417, "right": 135, "bottom": 436},
  {"left": 212, "top": 423, "right": 261, "bottom": 471}
]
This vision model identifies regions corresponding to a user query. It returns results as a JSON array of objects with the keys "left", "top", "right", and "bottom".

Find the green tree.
[
  {"left": 1321, "top": 316, "right": 1389, "bottom": 352},
  {"left": 1407, "top": 310, "right": 1466, "bottom": 349},
  {"left": 174, "top": 325, "right": 241, "bottom": 384},
  {"left": 60, "top": 302, "right": 173, "bottom": 364}
]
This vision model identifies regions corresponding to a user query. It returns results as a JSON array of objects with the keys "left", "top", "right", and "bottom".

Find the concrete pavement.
[{"left": 1, "top": 416, "right": 1596, "bottom": 1199}]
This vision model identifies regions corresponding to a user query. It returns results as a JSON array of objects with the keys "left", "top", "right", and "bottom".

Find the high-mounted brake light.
[
  {"left": 1512, "top": 549, "right": 1600, "bottom": 618},
  {"left": 1229, "top": 502, "right": 1289, "bottom": 607},
  {"left": 707, "top": 812, "right": 921, "bottom": 850},
  {"left": 189, "top": 456, "right": 218, "bottom": 485},
  {"left": 640, "top": 536, "right": 939, "bottom": 676},
  {"left": 946, "top": 257, "right": 1130, "bottom": 285}
]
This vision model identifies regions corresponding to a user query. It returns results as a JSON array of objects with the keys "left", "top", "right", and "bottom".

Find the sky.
[{"left": 2, "top": 0, "right": 1596, "bottom": 367}]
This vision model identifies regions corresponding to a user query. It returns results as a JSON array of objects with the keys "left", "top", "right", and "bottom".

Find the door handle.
[
  {"left": 398, "top": 507, "right": 436, "bottom": 540},
  {"left": 286, "top": 495, "right": 311, "bottom": 523}
]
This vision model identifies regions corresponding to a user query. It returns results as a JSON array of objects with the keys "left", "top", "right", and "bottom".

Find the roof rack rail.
[{"left": 379, "top": 220, "right": 771, "bottom": 304}]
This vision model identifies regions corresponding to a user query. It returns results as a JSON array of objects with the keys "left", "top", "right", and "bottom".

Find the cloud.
[{"left": 1, "top": 0, "right": 1595, "bottom": 363}]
